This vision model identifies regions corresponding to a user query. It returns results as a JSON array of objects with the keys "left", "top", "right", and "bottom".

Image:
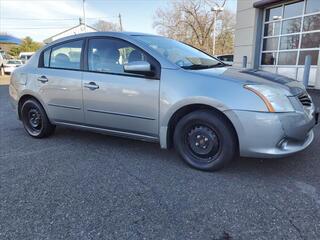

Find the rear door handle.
[
  {"left": 84, "top": 82, "right": 99, "bottom": 90},
  {"left": 37, "top": 76, "right": 48, "bottom": 83}
]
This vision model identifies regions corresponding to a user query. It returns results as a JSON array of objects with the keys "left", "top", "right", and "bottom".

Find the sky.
[{"left": 0, "top": 0, "right": 237, "bottom": 42}]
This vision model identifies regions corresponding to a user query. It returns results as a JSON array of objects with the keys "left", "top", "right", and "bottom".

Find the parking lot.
[
  {"left": 0, "top": 83, "right": 320, "bottom": 239},
  {"left": 0, "top": 75, "right": 10, "bottom": 85}
]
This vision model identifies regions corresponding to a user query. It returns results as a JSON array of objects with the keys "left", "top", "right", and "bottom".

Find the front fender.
[
  {"left": 160, "top": 96, "right": 229, "bottom": 128},
  {"left": 159, "top": 96, "right": 231, "bottom": 149}
]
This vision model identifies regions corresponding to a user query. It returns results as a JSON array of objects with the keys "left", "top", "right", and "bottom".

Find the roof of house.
[{"left": 43, "top": 24, "right": 97, "bottom": 44}]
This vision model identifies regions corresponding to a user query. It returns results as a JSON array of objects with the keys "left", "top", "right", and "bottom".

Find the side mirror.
[{"left": 123, "top": 61, "right": 153, "bottom": 76}]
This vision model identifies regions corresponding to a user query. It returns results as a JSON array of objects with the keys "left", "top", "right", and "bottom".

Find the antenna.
[
  {"left": 82, "top": 0, "right": 86, "bottom": 32},
  {"left": 118, "top": 13, "right": 123, "bottom": 31}
]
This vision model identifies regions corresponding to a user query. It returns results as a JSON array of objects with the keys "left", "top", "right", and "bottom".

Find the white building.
[
  {"left": 44, "top": 22, "right": 97, "bottom": 44},
  {"left": 234, "top": 0, "right": 320, "bottom": 88}
]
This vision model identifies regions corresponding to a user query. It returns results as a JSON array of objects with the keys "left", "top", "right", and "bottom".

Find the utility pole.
[
  {"left": 211, "top": 6, "right": 224, "bottom": 55},
  {"left": 118, "top": 13, "right": 123, "bottom": 31},
  {"left": 82, "top": 0, "right": 86, "bottom": 32}
]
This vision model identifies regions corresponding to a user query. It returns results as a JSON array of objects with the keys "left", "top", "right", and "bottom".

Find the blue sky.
[{"left": 0, "top": 0, "right": 237, "bottom": 42}]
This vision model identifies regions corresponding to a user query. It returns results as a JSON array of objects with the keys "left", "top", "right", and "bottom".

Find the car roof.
[
  {"left": 46, "top": 31, "right": 159, "bottom": 47},
  {"left": 34, "top": 31, "right": 178, "bottom": 70}
]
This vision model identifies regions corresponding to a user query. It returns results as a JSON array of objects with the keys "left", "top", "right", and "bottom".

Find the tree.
[
  {"left": 93, "top": 20, "right": 120, "bottom": 32},
  {"left": 9, "top": 37, "right": 42, "bottom": 57},
  {"left": 215, "top": 9, "right": 235, "bottom": 55},
  {"left": 153, "top": 0, "right": 235, "bottom": 55}
]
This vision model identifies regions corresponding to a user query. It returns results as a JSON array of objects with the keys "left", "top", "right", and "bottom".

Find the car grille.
[{"left": 298, "top": 92, "right": 312, "bottom": 107}]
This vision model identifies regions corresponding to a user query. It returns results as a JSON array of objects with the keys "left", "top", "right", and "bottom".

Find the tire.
[
  {"left": 173, "top": 110, "right": 237, "bottom": 171},
  {"left": 20, "top": 99, "right": 55, "bottom": 138}
]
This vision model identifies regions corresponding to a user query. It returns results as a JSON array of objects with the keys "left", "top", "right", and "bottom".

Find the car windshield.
[
  {"left": 8, "top": 60, "right": 21, "bottom": 64},
  {"left": 134, "top": 35, "right": 224, "bottom": 69}
]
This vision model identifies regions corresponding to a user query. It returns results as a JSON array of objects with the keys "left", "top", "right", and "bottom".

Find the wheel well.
[
  {"left": 166, "top": 104, "right": 239, "bottom": 150},
  {"left": 18, "top": 95, "right": 40, "bottom": 120}
]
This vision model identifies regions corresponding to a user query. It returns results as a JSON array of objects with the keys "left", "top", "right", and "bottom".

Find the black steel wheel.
[
  {"left": 174, "top": 110, "right": 237, "bottom": 171},
  {"left": 185, "top": 125, "right": 221, "bottom": 162},
  {"left": 21, "top": 99, "right": 55, "bottom": 138}
]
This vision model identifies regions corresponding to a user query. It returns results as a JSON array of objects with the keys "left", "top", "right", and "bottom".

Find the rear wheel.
[
  {"left": 174, "top": 110, "right": 237, "bottom": 171},
  {"left": 21, "top": 99, "right": 55, "bottom": 138}
]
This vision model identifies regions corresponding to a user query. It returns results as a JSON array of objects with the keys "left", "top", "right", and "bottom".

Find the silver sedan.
[{"left": 9, "top": 32, "right": 318, "bottom": 171}]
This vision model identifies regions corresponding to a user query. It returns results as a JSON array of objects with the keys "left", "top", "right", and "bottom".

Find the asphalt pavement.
[{"left": 0, "top": 86, "right": 320, "bottom": 240}]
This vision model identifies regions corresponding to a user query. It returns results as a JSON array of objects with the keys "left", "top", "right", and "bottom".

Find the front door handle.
[
  {"left": 37, "top": 75, "right": 48, "bottom": 83},
  {"left": 84, "top": 82, "right": 99, "bottom": 90}
]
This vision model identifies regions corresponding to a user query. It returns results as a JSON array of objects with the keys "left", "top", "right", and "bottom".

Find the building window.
[
  {"left": 282, "top": 18, "right": 301, "bottom": 34},
  {"left": 283, "top": 1, "right": 304, "bottom": 18},
  {"left": 303, "top": 14, "right": 320, "bottom": 31},
  {"left": 305, "top": 0, "right": 320, "bottom": 14},
  {"left": 264, "top": 22, "right": 280, "bottom": 36},
  {"left": 263, "top": 37, "right": 279, "bottom": 50},
  {"left": 278, "top": 51, "right": 298, "bottom": 65},
  {"left": 280, "top": 35, "right": 300, "bottom": 50},
  {"left": 265, "top": 6, "right": 282, "bottom": 21},
  {"left": 261, "top": 52, "right": 277, "bottom": 65},
  {"left": 299, "top": 50, "right": 319, "bottom": 65},
  {"left": 301, "top": 32, "right": 320, "bottom": 48},
  {"left": 261, "top": 0, "right": 320, "bottom": 66}
]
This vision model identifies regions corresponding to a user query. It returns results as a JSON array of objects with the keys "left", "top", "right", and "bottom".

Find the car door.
[
  {"left": 82, "top": 37, "right": 160, "bottom": 137},
  {"left": 35, "top": 40, "right": 84, "bottom": 124}
]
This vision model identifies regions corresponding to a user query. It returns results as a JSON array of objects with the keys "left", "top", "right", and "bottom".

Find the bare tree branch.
[{"left": 153, "top": 0, "right": 235, "bottom": 54}]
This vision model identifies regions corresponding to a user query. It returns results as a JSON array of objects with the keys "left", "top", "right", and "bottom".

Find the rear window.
[
  {"left": 50, "top": 40, "right": 82, "bottom": 70},
  {"left": 41, "top": 40, "right": 83, "bottom": 70}
]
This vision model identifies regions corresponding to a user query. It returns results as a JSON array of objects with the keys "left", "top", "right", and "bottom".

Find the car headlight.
[{"left": 244, "top": 84, "right": 294, "bottom": 112}]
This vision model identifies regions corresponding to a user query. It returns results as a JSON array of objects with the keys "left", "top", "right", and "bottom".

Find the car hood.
[{"left": 195, "top": 67, "right": 306, "bottom": 96}]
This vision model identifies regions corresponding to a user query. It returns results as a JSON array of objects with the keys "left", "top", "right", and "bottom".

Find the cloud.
[
  {"left": 0, "top": 0, "right": 106, "bottom": 41},
  {"left": 2, "top": 0, "right": 105, "bottom": 19}
]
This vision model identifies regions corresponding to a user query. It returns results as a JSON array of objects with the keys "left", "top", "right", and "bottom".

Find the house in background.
[
  {"left": 234, "top": 0, "right": 320, "bottom": 88},
  {"left": 44, "top": 19, "right": 97, "bottom": 44}
]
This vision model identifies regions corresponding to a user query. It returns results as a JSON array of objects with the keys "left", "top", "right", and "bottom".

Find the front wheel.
[
  {"left": 21, "top": 99, "right": 55, "bottom": 138},
  {"left": 174, "top": 110, "right": 237, "bottom": 171}
]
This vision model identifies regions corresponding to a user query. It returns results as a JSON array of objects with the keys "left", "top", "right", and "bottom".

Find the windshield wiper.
[{"left": 181, "top": 62, "right": 226, "bottom": 70}]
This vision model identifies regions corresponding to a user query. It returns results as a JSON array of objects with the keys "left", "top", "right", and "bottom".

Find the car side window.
[
  {"left": 227, "top": 55, "right": 233, "bottom": 62},
  {"left": 43, "top": 49, "right": 50, "bottom": 67},
  {"left": 88, "top": 38, "right": 148, "bottom": 75},
  {"left": 50, "top": 40, "right": 83, "bottom": 70}
]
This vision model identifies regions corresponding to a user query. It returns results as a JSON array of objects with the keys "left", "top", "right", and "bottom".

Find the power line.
[
  {"left": 2, "top": 18, "right": 77, "bottom": 21},
  {"left": 1, "top": 17, "right": 116, "bottom": 21},
  {"left": 2, "top": 26, "right": 76, "bottom": 29}
]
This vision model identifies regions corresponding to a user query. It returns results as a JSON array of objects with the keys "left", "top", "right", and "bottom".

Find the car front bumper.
[{"left": 225, "top": 109, "right": 318, "bottom": 158}]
